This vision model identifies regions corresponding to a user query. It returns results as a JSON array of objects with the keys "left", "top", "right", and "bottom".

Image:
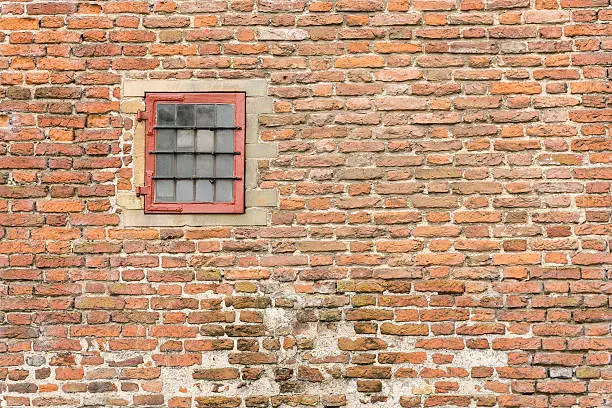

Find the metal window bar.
[
  {"left": 149, "top": 151, "right": 241, "bottom": 155},
  {"left": 211, "top": 109, "right": 217, "bottom": 201},
  {"left": 154, "top": 126, "right": 241, "bottom": 130},
  {"left": 154, "top": 176, "right": 241, "bottom": 187},
  {"left": 153, "top": 177, "right": 241, "bottom": 180},
  {"left": 154, "top": 104, "right": 238, "bottom": 202}
]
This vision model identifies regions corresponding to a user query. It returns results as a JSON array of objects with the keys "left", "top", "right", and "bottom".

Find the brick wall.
[{"left": 0, "top": 0, "right": 611, "bottom": 407}]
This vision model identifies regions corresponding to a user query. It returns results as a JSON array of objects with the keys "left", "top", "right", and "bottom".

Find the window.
[{"left": 137, "top": 92, "right": 246, "bottom": 214}]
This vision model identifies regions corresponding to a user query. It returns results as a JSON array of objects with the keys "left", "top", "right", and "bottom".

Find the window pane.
[
  {"left": 215, "top": 180, "right": 234, "bottom": 202},
  {"left": 216, "top": 104, "right": 234, "bottom": 126},
  {"left": 176, "top": 104, "right": 195, "bottom": 127},
  {"left": 196, "top": 155, "right": 214, "bottom": 177},
  {"left": 196, "top": 105, "right": 215, "bottom": 127},
  {"left": 176, "top": 180, "right": 193, "bottom": 202},
  {"left": 149, "top": 96, "right": 243, "bottom": 210},
  {"left": 176, "top": 154, "right": 194, "bottom": 178},
  {"left": 196, "top": 129, "right": 214, "bottom": 152},
  {"left": 157, "top": 104, "right": 175, "bottom": 127},
  {"left": 156, "top": 129, "right": 175, "bottom": 151},
  {"left": 196, "top": 180, "right": 214, "bottom": 202},
  {"left": 215, "top": 155, "right": 234, "bottom": 178},
  {"left": 156, "top": 180, "right": 174, "bottom": 202},
  {"left": 215, "top": 129, "right": 234, "bottom": 152},
  {"left": 177, "top": 129, "right": 194, "bottom": 151},
  {"left": 155, "top": 154, "right": 174, "bottom": 178}
]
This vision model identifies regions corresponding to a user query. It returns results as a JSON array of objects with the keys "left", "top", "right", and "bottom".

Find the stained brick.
[{"left": 0, "top": 2, "right": 608, "bottom": 406}]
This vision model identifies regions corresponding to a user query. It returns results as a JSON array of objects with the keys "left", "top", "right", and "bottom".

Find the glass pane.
[
  {"left": 215, "top": 180, "right": 234, "bottom": 202},
  {"left": 196, "top": 155, "right": 214, "bottom": 177},
  {"left": 216, "top": 104, "right": 234, "bottom": 126},
  {"left": 196, "top": 130, "right": 214, "bottom": 152},
  {"left": 176, "top": 155, "right": 194, "bottom": 178},
  {"left": 176, "top": 180, "right": 193, "bottom": 202},
  {"left": 156, "top": 104, "right": 175, "bottom": 127},
  {"left": 196, "top": 105, "right": 215, "bottom": 127},
  {"left": 156, "top": 129, "right": 175, "bottom": 151},
  {"left": 196, "top": 180, "right": 214, "bottom": 202},
  {"left": 176, "top": 104, "right": 195, "bottom": 127},
  {"left": 177, "top": 129, "right": 194, "bottom": 151},
  {"left": 215, "top": 156, "right": 234, "bottom": 178},
  {"left": 215, "top": 130, "right": 234, "bottom": 152},
  {"left": 155, "top": 180, "right": 174, "bottom": 202},
  {"left": 155, "top": 154, "right": 174, "bottom": 178}
]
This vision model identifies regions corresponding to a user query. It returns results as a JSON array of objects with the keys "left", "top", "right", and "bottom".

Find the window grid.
[
  {"left": 152, "top": 103, "right": 237, "bottom": 203},
  {"left": 139, "top": 92, "right": 246, "bottom": 214}
]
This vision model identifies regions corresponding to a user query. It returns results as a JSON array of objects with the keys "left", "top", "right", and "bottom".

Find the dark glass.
[
  {"left": 196, "top": 155, "right": 214, "bottom": 177},
  {"left": 154, "top": 101, "right": 238, "bottom": 205},
  {"left": 156, "top": 180, "right": 174, "bottom": 202},
  {"left": 156, "top": 129, "right": 175, "bottom": 151},
  {"left": 176, "top": 180, "right": 194, "bottom": 202},
  {"left": 196, "top": 104, "right": 215, "bottom": 127},
  {"left": 215, "top": 180, "right": 233, "bottom": 202},
  {"left": 215, "top": 155, "right": 234, "bottom": 178},
  {"left": 176, "top": 155, "right": 194, "bottom": 178},
  {"left": 196, "top": 180, "right": 214, "bottom": 202},
  {"left": 215, "top": 129, "right": 234, "bottom": 152},
  {"left": 176, "top": 104, "right": 195, "bottom": 127},
  {"left": 155, "top": 154, "right": 173, "bottom": 178},
  {"left": 157, "top": 104, "right": 175, "bottom": 126},
  {"left": 216, "top": 104, "right": 234, "bottom": 126}
]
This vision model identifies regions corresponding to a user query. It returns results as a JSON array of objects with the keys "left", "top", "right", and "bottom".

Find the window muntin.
[
  {"left": 140, "top": 93, "right": 245, "bottom": 214},
  {"left": 153, "top": 103, "right": 236, "bottom": 203}
]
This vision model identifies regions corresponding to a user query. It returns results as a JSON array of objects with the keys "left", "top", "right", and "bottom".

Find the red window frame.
[{"left": 137, "top": 92, "right": 246, "bottom": 214}]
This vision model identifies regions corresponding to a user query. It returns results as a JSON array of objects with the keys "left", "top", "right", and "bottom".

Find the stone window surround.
[{"left": 118, "top": 79, "right": 277, "bottom": 227}]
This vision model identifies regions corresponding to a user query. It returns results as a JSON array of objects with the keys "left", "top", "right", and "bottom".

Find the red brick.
[
  {"left": 0, "top": 18, "right": 39, "bottom": 30},
  {"left": 0, "top": 3, "right": 608, "bottom": 405}
]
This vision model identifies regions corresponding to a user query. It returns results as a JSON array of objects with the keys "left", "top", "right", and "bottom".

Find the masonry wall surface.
[{"left": 0, "top": 1, "right": 611, "bottom": 407}]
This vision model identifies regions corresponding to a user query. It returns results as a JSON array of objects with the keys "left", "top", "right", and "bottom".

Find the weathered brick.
[
  {"left": 0, "top": 18, "right": 39, "bottom": 30},
  {"left": 0, "top": 3, "right": 608, "bottom": 406}
]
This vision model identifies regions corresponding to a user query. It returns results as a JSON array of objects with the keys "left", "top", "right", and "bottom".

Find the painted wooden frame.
[{"left": 138, "top": 92, "right": 246, "bottom": 214}]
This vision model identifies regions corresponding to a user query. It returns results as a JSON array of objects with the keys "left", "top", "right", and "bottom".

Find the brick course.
[{"left": 0, "top": 0, "right": 611, "bottom": 407}]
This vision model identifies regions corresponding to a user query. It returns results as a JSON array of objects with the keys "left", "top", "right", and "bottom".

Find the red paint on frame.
[{"left": 140, "top": 92, "right": 246, "bottom": 214}]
